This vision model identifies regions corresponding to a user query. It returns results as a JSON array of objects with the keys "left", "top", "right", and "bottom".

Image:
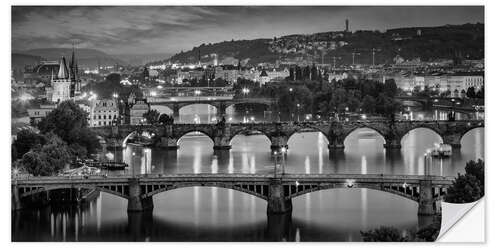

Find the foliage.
[
  {"left": 360, "top": 226, "right": 409, "bottom": 242},
  {"left": 21, "top": 133, "right": 71, "bottom": 176},
  {"left": 161, "top": 23, "right": 483, "bottom": 66},
  {"left": 143, "top": 109, "right": 161, "bottom": 124},
  {"left": 445, "top": 159, "right": 484, "bottom": 203},
  {"left": 158, "top": 113, "right": 174, "bottom": 125},
  {"left": 37, "top": 100, "right": 101, "bottom": 156},
  {"left": 12, "top": 129, "right": 45, "bottom": 159},
  {"left": 416, "top": 220, "right": 441, "bottom": 242}
]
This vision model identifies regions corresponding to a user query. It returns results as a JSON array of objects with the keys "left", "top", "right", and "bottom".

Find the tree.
[
  {"left": 445, "top": 159, "right": 484, "bottom": 203},
  {"left": 416, "top": 220, "right": 441, "bottom": 242},
  {"left": 361, "top": 95, "right": 376, "bottom": 114},
  {"left": 360, "top": 226, "right": 409, "bottom": 242},
  {"left": 158, "top": 113, "right": 170, "bottom": 125},
  {"left": 384, "top": 79, "right": 398, "bottom": 97},
  {"left": 143, "top": 109, "right": 160, "bottom": 125},
  {"left": 21, "top": 133, "right": 71, "bottom": 176},
  {"left": 37, "top": 101, "right": 101, "bottom": 156},
  {"left": 66, "top": 127, "right": 101, "bottom": 155},
  {"left": 38, "top": 101, "right": 89, "bottom": 140},
  {"left": 466, "top": 87, "right": 476, "bottom": 98},
  {"left": 12, "top": 129, "right": 45, "bottom": 159}
]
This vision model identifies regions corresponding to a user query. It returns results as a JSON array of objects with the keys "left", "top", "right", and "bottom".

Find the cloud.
[{"left": 11, "top": 6, "right": 483, "bottom": 54}]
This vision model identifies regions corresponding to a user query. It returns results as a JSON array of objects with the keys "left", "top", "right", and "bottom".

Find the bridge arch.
[
  {"left": 142, "top": 183, "right": 269, "bottom": 201},
  {"left": 400, "top": 127, "right": 444, "bottom": 147},
  {"left": 460, "top": 126, "right": 484, "bottom": 147},
  {"left": 286, "top": 124, "right": 330, "bottom": 145},
  {"left": 343, "top": 127, "right": 386, "bottom": 149},
  {"left": 287, "top": 184, "right": 419, "bottom": 202},
  {"left": 18, "top": 185, "right": 129, "bottom": 200},
  {"left": 176, "top": 130, "right": 215, "bottom": 146},
  {"left": 228, "top": 128, "right": 272, "bottom": 145},
  {"left": 150, "top": 105, "right": 174, "bottom": 115}
]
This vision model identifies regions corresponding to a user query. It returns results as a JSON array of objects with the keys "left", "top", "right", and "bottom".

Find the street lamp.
[
  {"left": 280, "top": 146, "right": 287, "bottom": 177},
  {"left": 242, "top": 87, "right": 250, "bottom": 96},
  {"left": 296, "top": 103, "right": 301, "bottom": 122}
]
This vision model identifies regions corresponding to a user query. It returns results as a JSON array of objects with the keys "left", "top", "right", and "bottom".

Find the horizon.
[{"left": 12, "top": 6, "right": 484, "bottom": 55}]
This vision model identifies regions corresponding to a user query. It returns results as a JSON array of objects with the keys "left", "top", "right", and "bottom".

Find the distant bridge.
[
  {"left": 145, "top": 97, "right": 277, "bottom": 119},
  {"left": 91, "top": 120, "right": 484, "bottom": 152},
  {"left": 12, "top": 173, "right": 453, "bottom": 216}
]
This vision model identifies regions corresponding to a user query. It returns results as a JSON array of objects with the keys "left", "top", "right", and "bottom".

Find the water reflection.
[
  {"left": 121, "top": 127, "right": 482, "bottom": 177},
  {"left": 13, "top": 113, "right": 484, "bottom": 241}
]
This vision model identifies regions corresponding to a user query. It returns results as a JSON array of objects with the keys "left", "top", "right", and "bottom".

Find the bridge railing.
[{"left": 13, "top": 173, "right": 455, "bottom": 183}]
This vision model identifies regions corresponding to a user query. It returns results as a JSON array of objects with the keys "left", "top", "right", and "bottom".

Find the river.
[{"left": 12, "top": 106, "right": 484, "bottom": 242}]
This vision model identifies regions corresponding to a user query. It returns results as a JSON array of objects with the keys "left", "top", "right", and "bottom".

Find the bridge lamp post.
[
  {"left": 273, "top": 151, "right": 278, "bottom": 178},
  {"left": 280, "top": 146, "right": 287, "bottom": 177},
  {"left": 296, "top": 104, "right": 301, "bottom": 122}
]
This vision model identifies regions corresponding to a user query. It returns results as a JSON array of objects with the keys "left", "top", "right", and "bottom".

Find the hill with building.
[{"left": 160, "top": 23, "right": 483, "bottom": 67}]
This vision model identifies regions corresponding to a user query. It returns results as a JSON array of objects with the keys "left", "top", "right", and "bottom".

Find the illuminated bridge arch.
[
  {"left": 175, "top": 130, "right": 216, "bottom": 145},
  {"left": 400, "top": 126, "right": 444, "bottom": 143},
  {"left": 228, "top": 128, "right": 273, "bottom": 145},
  {"left": 141, "top": 183, "right": 269, "bottom": 201}
]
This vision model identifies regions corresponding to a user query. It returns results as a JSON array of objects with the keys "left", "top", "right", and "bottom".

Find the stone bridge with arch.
[
  {"left": 90, "top": 120, "right": 484, "bottom": 153},
  {"left": 12, "top": 174, "right": 453, "bottom": 216},
  {"left": 146, "top": 97, "right": 277, "bottom": 120}
]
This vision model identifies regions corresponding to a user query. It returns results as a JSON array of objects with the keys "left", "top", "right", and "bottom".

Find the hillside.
[
  {"left": 162, "top": 23, "right": 484, "bottom": 66},
  {"left": 18, "top": 48, "right": 127, "bottom": 69}
]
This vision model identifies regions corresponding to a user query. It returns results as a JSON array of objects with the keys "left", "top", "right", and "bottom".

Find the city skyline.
[{"left": 12, "top": 6, "right": 484, "bottom": 55}]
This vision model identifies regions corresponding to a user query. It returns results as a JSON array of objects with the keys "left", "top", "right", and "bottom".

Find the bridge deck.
[{"left": 13, "top": 173, "right": 454, "bottom": 186}]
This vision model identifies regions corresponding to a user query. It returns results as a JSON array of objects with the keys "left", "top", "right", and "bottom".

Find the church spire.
[{"left": 57, "top": 56, "right": 69, "bottom": 79}]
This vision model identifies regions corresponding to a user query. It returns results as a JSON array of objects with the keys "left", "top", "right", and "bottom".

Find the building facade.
[
  {"left": 130, "top": 99, "right": 150, "bottom": 125},
  {"left": 89, "top": 99, "right": 119, "bottom": 127}
]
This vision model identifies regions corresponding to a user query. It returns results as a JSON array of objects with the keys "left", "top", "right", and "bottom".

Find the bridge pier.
[
  {"left": 213, "top": 136, "right": 231, "bottom": 150},
  {"left": 418, "top": 180, "right": 440, "bottom": 216},
  {"left": 172, "top": 105, "right": 180, "bottom": 122},
  {"left": 158, "top": 136, "right": 179, "bottom": 150},
  {"left": 12, "top": 186, "right": 23, "bottom": 211},
  {"left": 127, "top": 179, "right": 154, "bottom": 212},
  {"left": 267, "top": 213, "right": 293, "bottom": 241},
  {"left": 267, "top": 179, "right": 292, "bottom": 214},
  {"left": 442, "top": 135, "right": 462, "bottom": 148},
  {"left": 270, "top": 136, "right": 288, "bottom": 154},
  {"left": 328, "top": 143, "right": 345, "bottom": 152},
  {"left": 216, "top": 102, "right": 227, "bottom": 120},
  {"left": 383, "top": 139, "right": 402, "bottom": 150}
]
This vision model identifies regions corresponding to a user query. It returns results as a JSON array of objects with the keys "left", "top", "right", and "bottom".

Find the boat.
[
  {"left": 78, "top": 159, "right": 128, "bottom": 170},
  {"left": 59, "top": 165, "right": 101, "bottom": 177},
  {"left": 430, "top": 143, "right": 452, "bottom": 157}
]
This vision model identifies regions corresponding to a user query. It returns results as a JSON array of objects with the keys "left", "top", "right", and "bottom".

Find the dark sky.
[{"left": 12, "top": 6, "right": 484, "bottom": 55}]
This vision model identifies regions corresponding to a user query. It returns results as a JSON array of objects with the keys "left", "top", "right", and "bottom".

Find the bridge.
[
  {"left": 146, "top": 97, "right": 277, "bottom": 119},
  {"left": 91, "top": 120, "right": 484, "bottom": 152},
  {"left": 12, "top": 173, "right": 453, "bottom": 216}
]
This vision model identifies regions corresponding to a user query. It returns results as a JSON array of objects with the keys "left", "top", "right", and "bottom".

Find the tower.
[
  {"left": 69, "top": 46, "right": 80, "bottom": 96},
  {"left": 51, "top": 56, "right": 73, "bottom": 103},
  {"left": 345, "top": 19, "right": 349, "bottom": 32}
]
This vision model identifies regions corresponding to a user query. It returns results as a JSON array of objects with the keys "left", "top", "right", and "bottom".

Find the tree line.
[
  {"left": 12, "top": 101, "right": 101, "bottom": 176},
  {"left": 233, "top": 77, "right": 401, "bottom": 120}
]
